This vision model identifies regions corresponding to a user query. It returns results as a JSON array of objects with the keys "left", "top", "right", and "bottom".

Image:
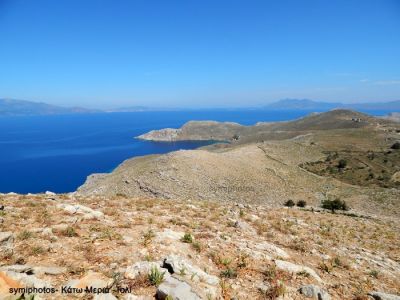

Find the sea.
[{"left": 0, "top": 109, "right": 390, "bottom": 194}]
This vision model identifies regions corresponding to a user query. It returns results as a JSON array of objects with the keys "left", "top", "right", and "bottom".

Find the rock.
[
  {"left": 66, "top": 271, "right": 112, "bottom": 289},
  {"left": 57, "top": 203, "right": 104, "bottom": 220},
  {"left": 52, "top": 224, "right": 69, "bottom": 231},
  {"left": 234, "top": 220, "right": 254, "bottom": 233},
  {"left": 299, "top": 284, "right": 330, "bottom": 300},
  {"left": 0, "top": 265, "right": 33, "bottom": 274},
  {"left": 33, "top": 266, "right": 66, "bottom": 276},
  {"left": 257, "top": 283, "right": 271, "bottom": 294},
  {"left": 163, "top": 255, "right": 219, "bottom": 286},
  {"left": 65, "top": 271, "right": 116, "bottom": 298},
  {"left": 253, "top": 242, "right": 290, "bottom": 259},
  {"left": 125, "top": 261, "right": 168, "bottom": 280},
  {"left": 41, "top": 227, "right": 54, "bottom": 237},
  {"left": 391, "top": 171, "right": 400, "bottom": 183},
  {"left": 156, "top": 276, "right": 201, "bottom": 300},
  {"left": 248, "top": 214, "right": 259, "bottom": 222},
  {"left": 94, "top": 293, "right": 118, "bottom": 300},
  {"left": 123, "top": 295, "right": 154, "bottom": 300},
  {"left": 0, "top": 270, "right": 52, "bottom": 299},
  {"left": 45, "top": 191, "right": 56, "bottom": 196},
  {"left": 368, "top": 291, "right": 400, "bottom": 300},
  {"left": 0, "top": 232, "right": 13, "bottom": 244},
  {"left": 275, "top": 260, "right": 322, "bottom": 283},
  {"left": 0, "top": 271, "right": 24, "bottom": 300},
  {"left": 157, "top": 229, "right": 185, "bottom": 242}
]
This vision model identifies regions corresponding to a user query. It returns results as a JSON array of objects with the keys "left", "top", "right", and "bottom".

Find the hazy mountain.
[
  {"left": 264, "top": 98, "right": 400, "bottom": 111},
  {"left": 0, "top": 98, "right": 100, "bottom": 116}
]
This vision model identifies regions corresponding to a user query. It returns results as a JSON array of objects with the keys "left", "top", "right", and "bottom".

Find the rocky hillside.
[
  {"left": 136, "top": 110, "right": 388, "bottom": 142},
  {"left": 80, "top": 113, "right": 400, "bottom": 218},
  {"left": 0, "top": 193, "right": 399, "bottom": 299}
]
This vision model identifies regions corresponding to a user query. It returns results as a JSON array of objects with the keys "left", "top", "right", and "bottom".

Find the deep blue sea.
[{"left": 0, "top": 109, "right": 390, "bottom": 193}]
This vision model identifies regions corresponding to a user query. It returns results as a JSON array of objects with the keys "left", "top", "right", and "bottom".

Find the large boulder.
[
  {"left": 156, "top": 276, "right": 200, "bottom": 300},
  {"left": 275, "top": 260, "right": 322, "bottom": 283},
  {"left": 65, "top": 271, "right": 116, "bottom": 299},
  {"left": 0, "top": 232, "right": 13, "bottom": 244},
  {"left": 368, "top": 291, "right": 400, "bottom": 300},
  {"left": 125, "top": 261, "right": 168, "bottom": 280},
  {"left": 0, "top": 270, "right": 52, "bottom": 299},
  {"left": 253, "top": 242, "right": 290, "bottom": 259},
  {"left": 163, "top": 255, "right": 219, "bottom": 286},
  {"left": 299, "top": 284, "right": 330, "bottom": 300},
  {"left": 57, "top": 203, "right": 104, "bottom": 220}
]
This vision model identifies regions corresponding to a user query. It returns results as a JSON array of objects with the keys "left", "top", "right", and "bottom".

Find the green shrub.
[
  {"left": 321, "top": 198, "right": 348, "bottom": 212},
  {"left": 192, "top": 241, "right": 202, "bottom": 252},
  {"left": 296, "top": 200, "right": 307, "bottom": 207},
  {"left": 142, "top": 229, "right": 155, "bottom": 246},
  {"left": 220, "top": 268, "right": 237, "bottom": 278},
  {"left": 148, "top": 266, "right": 165, "bottom": 286},
  {"left": 18, "top": 230, "right": 34, "bottom": 240},
  {"left": 63, "top": 226, "right": 78, "bottom": 237},
  {"left": 284, "top": 200, "right": 295, "bottom": 207},
  {"left": 181, "top": 233, "right": 193, "bottom": 243},
  {"left": 337, "top": 159, "right": 347, "bottom": 169}
]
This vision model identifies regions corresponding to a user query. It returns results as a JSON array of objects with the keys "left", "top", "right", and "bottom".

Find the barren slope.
[{"left": 0, "top": 193, "right": 399, "bottom": 299}]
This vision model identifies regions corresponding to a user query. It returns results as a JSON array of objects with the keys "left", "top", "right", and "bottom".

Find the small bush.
[
  {"left": 148, "top": 266, "right": 165, "bottom": 286},
  {"left": 321, "top": 198, "right": 348, "bottom": 212},
  {"left": 296, "top": 200, "right": 307, "bottom": 207},
  {"left": 192, "top": 241, "right": 202, "bottom": 252},
  {"left": 31, "top": 246, "right": 46, "bottom": 256},
  {"left": 337, "top": 159, "right": 347, "bottom": 169},
  {"left": 369, "top": 270, "right": 379, "bottom": 278},
  {"left": 220, "top": 268, "right": 237, "bottom": 278},
  {"left": 63, "top": 226, "right": 78, "bottom": 237},
  {"left": 284, "top": 200, "right": 295, "bottom": 207},
  {"left": 18, "top": 230, "right": 34, "bottom": 240},
  {"left": 142, "top": 229, "right": 155, "bottom": 246},
  {"left": 181, "top": 233, "right": 193, "bottom": 243}
]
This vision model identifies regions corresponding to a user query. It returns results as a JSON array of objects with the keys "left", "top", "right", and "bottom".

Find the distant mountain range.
[
  {"left": 264, "top": 99, "right": 400, "bottom": 111},
  {"left": 0, "top": 99, "right": 99, "bottom": 116},
  {"left": 1, "top": 98, "right": 399, "bottom": 116}
]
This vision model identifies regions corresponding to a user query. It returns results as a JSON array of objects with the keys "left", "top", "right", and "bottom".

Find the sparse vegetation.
[
  {"left": 18, "top": 230, "right": 34, "bottom": 240},
  {"left": 296, "top": 200, "right": 306, "bottom": 207},
  {"left": 63, "top": 226, "right": 78, "bottom": 237},
  {"left": 220, "top": 268, "right": 237, "bottom": 278},
  {"left": 148, "top": 266, "right": 165, "bottom": 286},
  {"left": 337, "top": 159, "right": 347, "bottom": 169},
  {"left": 284, "top": 199, "right": 295, "bottom": 207},
  {"left": 368, "top": 269, "right": 379, "bottom": 278},
  {"left": 181, "top": 232, "right": 193, "bottom": 243},
  {"left": 142, "top": 229, "right": 155, "bottom": 246},
  {"left": 321, "top": 198, "right": 348, "bottom": 212},
  {"left": 192, "top": 241, "right": 202, "bottom": 252}
]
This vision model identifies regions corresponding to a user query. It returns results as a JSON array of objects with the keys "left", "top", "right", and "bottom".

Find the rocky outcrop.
[
  {"left": 275, "top": 260, "right": 322, "bottom": 283},
  {"left": 125, "top": 261, "right": 168, "bottom": 280},
  {"left": 137, "top": 120, "right": 243, "bottom": 141},
  {"left": 156, "top": 276, "right": 200, "bottom": 300},
  {"left": 57, "top": 203, "right": 104, "bottom": 220},
  {"left": 299, "top": 284, "right": 330, "bottom": 299},
  {"left": 368, "top": 292, "right": 400, "bottom": 300}
]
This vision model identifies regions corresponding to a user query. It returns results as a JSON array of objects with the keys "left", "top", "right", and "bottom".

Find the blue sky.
[{"left": 0, "top": 0, "right": 399, "bottom": 108}]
